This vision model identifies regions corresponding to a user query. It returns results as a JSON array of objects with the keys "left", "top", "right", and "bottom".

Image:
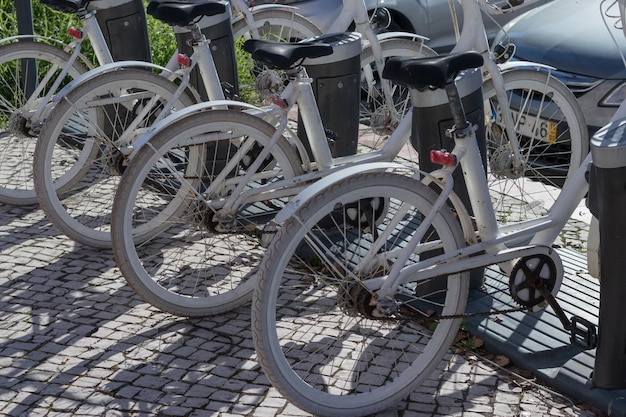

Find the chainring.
[{"left": 508, "top": 252, "right": 563, "bottom": 310}]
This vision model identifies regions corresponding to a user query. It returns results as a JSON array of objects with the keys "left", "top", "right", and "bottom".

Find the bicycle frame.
[
  {"left": 278, "top": 0, "right": 603, "bottom": 313},
  {"left": 370, "top": 143, "right": 590, "bottom": 313},
  {"left": 162, "top": 65, "right": 415, "bottom": 224}
]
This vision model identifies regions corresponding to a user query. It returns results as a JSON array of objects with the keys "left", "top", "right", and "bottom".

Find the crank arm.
[{"left": 536, "top": 284, "right": 597, "bottom": 350}]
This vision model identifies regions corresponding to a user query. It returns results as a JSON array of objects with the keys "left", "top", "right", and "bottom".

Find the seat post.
[{"left": 444, "top": 81, "right": 469, "bottom": 131}]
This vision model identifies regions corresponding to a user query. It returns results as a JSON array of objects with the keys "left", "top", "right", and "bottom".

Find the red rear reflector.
[
  {"left": 430, "top": 149, "right": 457, "bottom": 166},
  {"left": 269, "top": 95, "right": 288, "bottom": 109},
  {"left": 68, "top": 27, "right": 82, "bottom": 39},
  {"left": 177, "top": 54, "right": 191, "bottom": 68}
]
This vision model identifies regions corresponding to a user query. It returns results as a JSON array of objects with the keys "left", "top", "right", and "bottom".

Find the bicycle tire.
[
  {"left": 482, "top": 68, "right": 588, "bottom": 224},
  {"left": 252, "top": 171, "right": 469, "bottom": 417},
  {"left": 0, "top": 41, "right": 88, "bottom": 206},
  {"left": 33, "top": 68, "right": 197, "bottom": 247},
  {"left": 232, "top": 8, "right": 322, "bottom": 41},
  {"left": 111, "top": 109, "right": 303, "bottom": 317},
  {"left": 359, "top": 38, "right": 437, "bottom": 153}
]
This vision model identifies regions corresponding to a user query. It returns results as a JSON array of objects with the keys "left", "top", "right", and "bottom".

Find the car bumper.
[{"left": 567, "top": 78, "right": 622, "bottom": 134}]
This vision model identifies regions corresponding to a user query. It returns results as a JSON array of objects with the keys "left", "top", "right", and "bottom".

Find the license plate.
[{"left": 510, "top": 110, "right": 558, "bottom": 143}]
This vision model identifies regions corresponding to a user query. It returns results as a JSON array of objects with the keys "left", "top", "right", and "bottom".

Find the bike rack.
[
  {"left": 173, "top": 5, "right": 238, "bottom": 100},
  {"left": 410, "top": 67, "right": 486, "bottom": 291},
  {"left": 15, "top": 1, "right": 33, "bottom": 36},
  {"left": 297, "top": 32, "right": 362, "bottom": 158},
  {"left": 16, "top": 1, "right": 36, "bottom": 97},
  {"left": 588, "top": 118, "right": 626, "bottom": 389},
  {"left": 91, "top": 0, "right": 151, "bottom": 62}
]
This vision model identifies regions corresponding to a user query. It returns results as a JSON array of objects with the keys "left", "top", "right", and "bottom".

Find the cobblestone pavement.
[{"left": 0, "top": 201, "right": 602, "bottom": 417}]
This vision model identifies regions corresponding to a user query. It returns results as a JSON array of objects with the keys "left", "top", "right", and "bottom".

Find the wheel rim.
[{"left": 255, "top": 174, "right": 468, "bottom": 415}]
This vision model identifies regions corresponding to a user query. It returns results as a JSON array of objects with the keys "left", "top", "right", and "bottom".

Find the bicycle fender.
[
  {"left": 51, "top": 61, "right": 178, "bottom": 105},
  {"left": 0, "top": 34, "right": 65, "bottom": 46},
  {"left": 243, "top": 4, "right": 302, "bottom": 13},
  {"left": 130, "top": 100, "right": 269, "bottom": 152},
  {"left": 376, "top": 31, "right": 429, "bottom": 43},
  {"left": 274, "top": 162, "right": 412, "bottom": 225},
  {"left": 498, "top": 60, "right": 556, "bottom": 72}
]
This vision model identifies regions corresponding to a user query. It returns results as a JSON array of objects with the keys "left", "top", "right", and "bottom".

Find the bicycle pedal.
[{"left": 570, "top": 316, "right": 597, "bottom": 350}]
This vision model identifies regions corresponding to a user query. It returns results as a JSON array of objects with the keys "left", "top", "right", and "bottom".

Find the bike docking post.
[
  {"left": 297, "top": 32, "right": 362, "bottom": 158},
  {"left": 175, "top": 3, "right": 238, "bottom": 176},
  {"left": 587, "top": 120, "right": 626, "bottom": 390},
  {"left": 16, "top": 0, "right": 36, "bottom": 97},
  {"left": 90, "top": 0, "right": 151, "bottom": 137},
  {"left": 90, "top": 0, "right": 151, "bottom": 62},
  {"left": 173, "top": 4, "right": 238, "bottom": 100},
  {"left": 411, "top": 67, "right": 486, "bottom": 292}
]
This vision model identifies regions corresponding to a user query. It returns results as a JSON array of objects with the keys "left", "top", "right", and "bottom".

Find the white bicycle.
[
  {"left": 250, "top": 1, "right": 626, "bottom": 413},
  {"left": 251, "top": 49, "right": 596, "bottom": 417},
  {"left": 32, "top": 0, "right": 435, "bottom": 248},
  {"left": 0, "top": 0, "right": 321, "bottom": 206},
  {"left": 108, "top": 0, "right": 586, "bottom": 318}
]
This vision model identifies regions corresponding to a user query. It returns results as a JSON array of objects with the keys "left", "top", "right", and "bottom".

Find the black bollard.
[
  {"left": 588, "top": 119, "right": 626, "bottom": 390},
  {"left": 410, "top": 68, "right": 486, "bottom": 293},
  {"left": 16, "top": 1, "right": 36, "bottom": 97},
  {"left": 298, "top": 32, "right": 362, "bottom": 159},
  {"left": 91, "top": 0, "right": 151, "bottom": 62},
  {"left": 174, "top": 5, "right": 238, "bottom": 100}
]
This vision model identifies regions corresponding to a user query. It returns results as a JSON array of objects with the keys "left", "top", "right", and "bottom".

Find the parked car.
[
  {"left": 259, "top": 0, "right": 552, "bottom": 52},
  {"left": 493, "top": 0, "right": 626, "bottom": 134}
]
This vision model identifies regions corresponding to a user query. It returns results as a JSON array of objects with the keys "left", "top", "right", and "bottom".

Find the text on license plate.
[{"left": 510, "top": 110, "right": 557, "bottom": 143}]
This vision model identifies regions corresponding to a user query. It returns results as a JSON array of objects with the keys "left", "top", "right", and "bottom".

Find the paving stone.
[
  {"left": 0, "top": 192, "right": 602, "bottom": 417},
  {"left": 495, "top": 391, "right": 522, "bottom": 405}
]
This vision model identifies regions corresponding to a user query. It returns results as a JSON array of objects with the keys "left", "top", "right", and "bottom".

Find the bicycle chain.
[
  {"left": 423, "top": 305, "right": 528, "bottom": 322},
  {"left": 234, "top": 226, "right": 531, "bottom": 321}
]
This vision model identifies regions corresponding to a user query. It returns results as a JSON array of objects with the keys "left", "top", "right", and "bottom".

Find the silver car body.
[
  {"left": 494, "top": 0, "right": 626, "bottom": 132},
  {"left": 266, "top": 0, "right": 551, "bottom": 52}
]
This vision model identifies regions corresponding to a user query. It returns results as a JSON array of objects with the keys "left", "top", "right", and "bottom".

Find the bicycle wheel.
[
  {"left": 0, "top": 41, "right": 88, "bottom": 205},
  {"left": 253, "top": 171, "right": 469, "bottom": 417},
  {"left": 111, "top": 109, "right": 303, "bottom": 316},
  {"left": 33, "top": 68, "right": 197, "bottom": 248},
  {"left": 483, "top": 68, "right": 588, "bottom": 223},
  {"left": 231, "top": 8, "right": 322, "bottom": 103},
  {"left": 359, "top": 38, "right": 436, "bottom": 153}
]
